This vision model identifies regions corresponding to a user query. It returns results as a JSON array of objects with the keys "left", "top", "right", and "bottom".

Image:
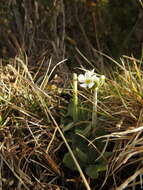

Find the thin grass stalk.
[
  {"left": 115, "top": 167, "right": 143, "bottom": 190},
  {"left": 139, "top": 0, "right": 143, "bottom": 8}
]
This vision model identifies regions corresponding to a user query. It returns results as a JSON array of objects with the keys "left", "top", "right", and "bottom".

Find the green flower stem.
[
  {"left": 92, "top": 88, "right": 98, "bottom": 133},
  {"left": 73, "top": 73, "right": 78, "bottom": 121}
]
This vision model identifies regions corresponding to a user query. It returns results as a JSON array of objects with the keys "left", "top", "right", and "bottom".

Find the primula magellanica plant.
[
  {"left": 62, "top": 70, "right": 107, "bottom": 180},
  {"left": 78, "top": 69, "right": 105, "bottom": 133}
]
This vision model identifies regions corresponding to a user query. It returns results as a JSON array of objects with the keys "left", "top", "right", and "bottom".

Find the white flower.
[
  {"left": 78, "top": 70, "right": 105, "bottom": 89},
  {"left": 78, "top": 69, "right": 97, "bottom": 89}
]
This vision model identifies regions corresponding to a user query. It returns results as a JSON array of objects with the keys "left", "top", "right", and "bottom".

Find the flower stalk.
[
  {"left": 73, "top": 73, "right": 78, "bottom": 121},
  {"left": 92, "top": 88, "right": 98, "bottom": 133},
  {"left": 78, "top": 69, "right": 105, "bottom": 134}
]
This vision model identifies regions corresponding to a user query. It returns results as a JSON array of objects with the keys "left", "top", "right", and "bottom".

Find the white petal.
[
  {"left": 80, "top": 83, "right": 88, "bottom": 88},
  {"left": 85, "top": 69, "right": 95, "bottom": 78},
  {"left": 88, "top": 82, "right": 94, "bottom": 88},
  {"left": 85, "top": 71, "right": 92, "bottom": 78},
  {"left": 90, "top": 69, "right": 95, "bottom": 75},
  {"left": 92, "top": 75, "right": 100, "bottom": 82},
  {"left": 85, "top": 72, "right": 89, "bottom": 78},
  {"left": 78, "top": 74, "right": 85, "bottom": 83}
]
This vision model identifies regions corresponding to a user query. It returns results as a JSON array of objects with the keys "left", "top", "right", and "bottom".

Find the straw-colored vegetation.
[{"left": 0, "top": 0, "right": 143, "bottom": 190}]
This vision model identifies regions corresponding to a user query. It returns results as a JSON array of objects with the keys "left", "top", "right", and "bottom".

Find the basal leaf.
[
  {"left": 85, "top": 165, "right": 99, "bottom": 179},
  {"left": 85, "top": 164, "right": 106, "bottom": 179},
  {"left": 76, "top": 147, "right": 88, "bottom": 163},
  {"left": 63, "top": 152, "right": 77, "bottom": 170},
  {"left": 62, "top": 122, "right": 75, "bottom": 132}
]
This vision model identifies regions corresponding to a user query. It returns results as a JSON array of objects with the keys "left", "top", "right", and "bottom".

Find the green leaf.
[
  {"left": 85, "top": 164, "right": 106, "bottom": 179},
  {"left": 76, "top": 147, "right": 88, "bottom": 163},
  {"left": 72, "top": 135, "right": 87, "bottom": 152},
  {"left": 63, "top": 148, "right": 87, "bottom": 171},
  {"left": 62, "top": 122, "right": 75, "bottom": 132},
  {"left": 75, "top": 124, "right": 91, "bottom": 136},
  {"left": 95, "top": 164, "right": 107, "bottom": 172},
  {"left": 85, "top": 165, "right": 99, "bottom": 179},
  {"left": 63, "top": 152, "right": 77, "bottom": 171},
  {"left": 67, "top": 100, "right": 74, "bottom": 118},
  {"left": 78, "top": 105, "right": 91, "bottom": 121}
]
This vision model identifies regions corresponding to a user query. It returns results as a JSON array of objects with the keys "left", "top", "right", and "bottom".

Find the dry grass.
[
  {"left": 0, "top": 57, "right": 64, "bottom": 189},
  {"left": 1, "top": 42, "right": 143, "bottom": 190},
  {"left": 0, "top": 1, "right": 143, "bottom": 190},
  {"left": 91, "top": 56, "right": 143, "bottom": 190}
]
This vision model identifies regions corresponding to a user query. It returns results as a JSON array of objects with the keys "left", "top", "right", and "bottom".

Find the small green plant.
[{"left": 63, "top": 70, "right": 108, "bottom": 179}]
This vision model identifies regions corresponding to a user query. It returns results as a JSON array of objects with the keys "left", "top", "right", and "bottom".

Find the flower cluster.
[{"left": 78, "top": 69, "right": 105, "bottom": 89}]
